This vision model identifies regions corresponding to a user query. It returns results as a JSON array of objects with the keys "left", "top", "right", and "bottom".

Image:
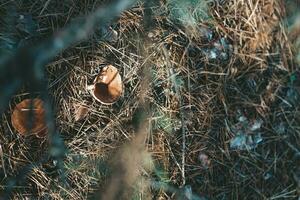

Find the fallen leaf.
[{"left": 74, "top": 104, "right": 89, "bottom": 122}]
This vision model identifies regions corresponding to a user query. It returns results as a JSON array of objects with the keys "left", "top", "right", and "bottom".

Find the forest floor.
[{"left": 0, "top": 0, "right": 300, "bottom": 199}]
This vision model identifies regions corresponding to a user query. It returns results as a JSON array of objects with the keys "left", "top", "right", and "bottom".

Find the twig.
[
  {"left": 165, "top": 137, "right": 183, "bottom": 172},
  {"left": 162, "top": 47, "right": 187, "bottom": 186},
  {"left": 39, "top": 0, "right": 52, "bottom": 15},
  {"left": 0, "top": 144, "right": 7, "bottom": 178}
]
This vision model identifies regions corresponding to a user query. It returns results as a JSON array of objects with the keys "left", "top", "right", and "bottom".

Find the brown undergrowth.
[{"left": 0, "top": 0, "right": 299, "bottom": 199}]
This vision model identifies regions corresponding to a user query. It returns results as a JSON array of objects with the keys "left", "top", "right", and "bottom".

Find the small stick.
[
  {"left": 163, "top": 47, "right": 187, "bottom": 186},
  {"left": 21, "top": 108, "right": 38, "bottom": 111},
  {"left": 39, "top": 0, "right": 52, "bottom": 16},
  {"left": 0, "top": 144, "right": 7, "bottom": 178}
]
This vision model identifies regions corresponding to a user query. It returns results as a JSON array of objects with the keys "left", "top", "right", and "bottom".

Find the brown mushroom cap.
[
  {"left": 11, "top": 98, "right": 47, "bottom": 137},
  {"left": 90, "top": 65, "right": 123, "bottom": 104}
]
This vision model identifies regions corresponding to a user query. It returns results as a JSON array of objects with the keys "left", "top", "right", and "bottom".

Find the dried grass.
[{"left": 0, "top": 0, "right": 299, "bottom": 199}]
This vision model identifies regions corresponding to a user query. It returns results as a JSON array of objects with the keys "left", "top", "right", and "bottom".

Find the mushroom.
[
  {"left": 11, "top": 98, "right": 47, "bottom": 138},
  {"left": 87, "top": 65, "right": 123, "bottom": 105}
]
